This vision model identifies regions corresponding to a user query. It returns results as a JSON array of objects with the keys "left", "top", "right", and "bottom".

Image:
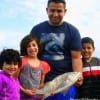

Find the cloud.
[
  {"left": 0, "top": 32, "right": 6, "bottom": 43},
  {"left": 65, "top": 0, "right": 100, "bottom": 35},
  {"left": 0, "top": 0, "right": 34, "bottom": 19},
  {"left": 0, "top": 30, "right": 27, "bottom": 52}
]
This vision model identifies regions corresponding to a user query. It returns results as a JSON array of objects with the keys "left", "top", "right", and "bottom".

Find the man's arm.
[{"left": 71, "top": 50, "right": 83, "bottom": 87}]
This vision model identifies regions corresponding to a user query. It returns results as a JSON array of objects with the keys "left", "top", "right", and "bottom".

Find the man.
[{"left": 30, "top": 0, "right": 83, "bottom": 99}]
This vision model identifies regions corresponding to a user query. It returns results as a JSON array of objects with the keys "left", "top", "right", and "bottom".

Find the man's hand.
[{"left": 74, "top": 72, "right": 83, "bottom": 87}]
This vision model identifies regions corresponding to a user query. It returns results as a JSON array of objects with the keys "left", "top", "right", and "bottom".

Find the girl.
[
  {"left": 0, "top": 49, "right": 21, "bottom": 100},
  {"left": 76, "top": 37, "right": 100, "bottom": 99},
  {"left": 19, "top": 35, "right": 50, "bottom": 100}
]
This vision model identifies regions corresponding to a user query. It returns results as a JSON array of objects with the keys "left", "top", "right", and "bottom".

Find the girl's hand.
[
  {"left": 24, "top": 89, "right": 36, "bottom": 96},
  {"left": 39, "top": 83, "right": 44, "bottom": 89}
]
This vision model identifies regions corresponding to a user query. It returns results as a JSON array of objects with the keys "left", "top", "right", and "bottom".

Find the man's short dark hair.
[{"left": 47, "top": 0, "right": 66, "bottom": 8}]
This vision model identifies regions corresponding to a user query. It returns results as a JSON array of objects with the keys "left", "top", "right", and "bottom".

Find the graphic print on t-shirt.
[{"left": 40, "top": 32, "right": 65, "bottom": 60}]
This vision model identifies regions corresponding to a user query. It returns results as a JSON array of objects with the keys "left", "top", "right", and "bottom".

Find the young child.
[
  {"left": 76, "top": 37, "right": 100, "bottom": 99},
  {"left": 19, "top": 35, "right": 50, "bottom": 100},
  {"left": 0, "top": 49, "right": 21, "bottom": 100}
]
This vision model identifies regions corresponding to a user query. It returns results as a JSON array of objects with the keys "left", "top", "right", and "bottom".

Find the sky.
[{"left": 0, "top": 0, "right": 100, "bottom": 57}]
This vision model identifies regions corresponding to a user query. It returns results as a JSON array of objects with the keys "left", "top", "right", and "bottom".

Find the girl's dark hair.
[
  {"left": 47, "top": 0, "right": 66, "bottom": 8},
  {"left": 20, "top": 34, "right": 42, "bottom": 56},
  {"left": 0, "top": 49, "right": 21, "bottom": 69},
  {"left": 81, "top": 37, "right": 94, "bottom": 48}
]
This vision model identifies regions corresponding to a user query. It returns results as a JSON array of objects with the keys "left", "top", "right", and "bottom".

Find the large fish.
[{"left": 36, "top": 72, "right": 80, "bottom": 99}]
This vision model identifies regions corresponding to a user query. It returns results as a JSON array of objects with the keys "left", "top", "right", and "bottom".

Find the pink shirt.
[{"left": 0, "top": 71, "right": 20, "bottom": 100}]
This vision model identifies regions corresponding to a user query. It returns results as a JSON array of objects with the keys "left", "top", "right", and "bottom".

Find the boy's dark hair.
[
  {"left": 20, "top": 34, "right": 42, "bottom": 56},
  {"left": 81, "top": 37, "right": 94, "bottom": 48},
  {"left": 0, "top": 49, "right": 21, "bottom": 69},
  {"left": 47, "top": 0, "right": 66, "bottom": 8}
]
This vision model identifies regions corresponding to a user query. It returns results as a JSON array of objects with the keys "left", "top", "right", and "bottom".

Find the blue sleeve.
[{"left": 70, "top": 27, "right": 82, "bottom": 51}]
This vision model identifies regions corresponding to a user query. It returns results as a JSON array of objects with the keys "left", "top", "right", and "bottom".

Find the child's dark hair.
[
  {"left": 0, "top": 49, "right": 21, "bottom": 69},
  {"left": 20, "top": 34, "right": 42, "bottom": 56},
  {"left": 81, "top": 37, "right": 94, "bottom": 48},
  {"left": 47, "top": 0, "right": 66, "bottom": 8}
]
